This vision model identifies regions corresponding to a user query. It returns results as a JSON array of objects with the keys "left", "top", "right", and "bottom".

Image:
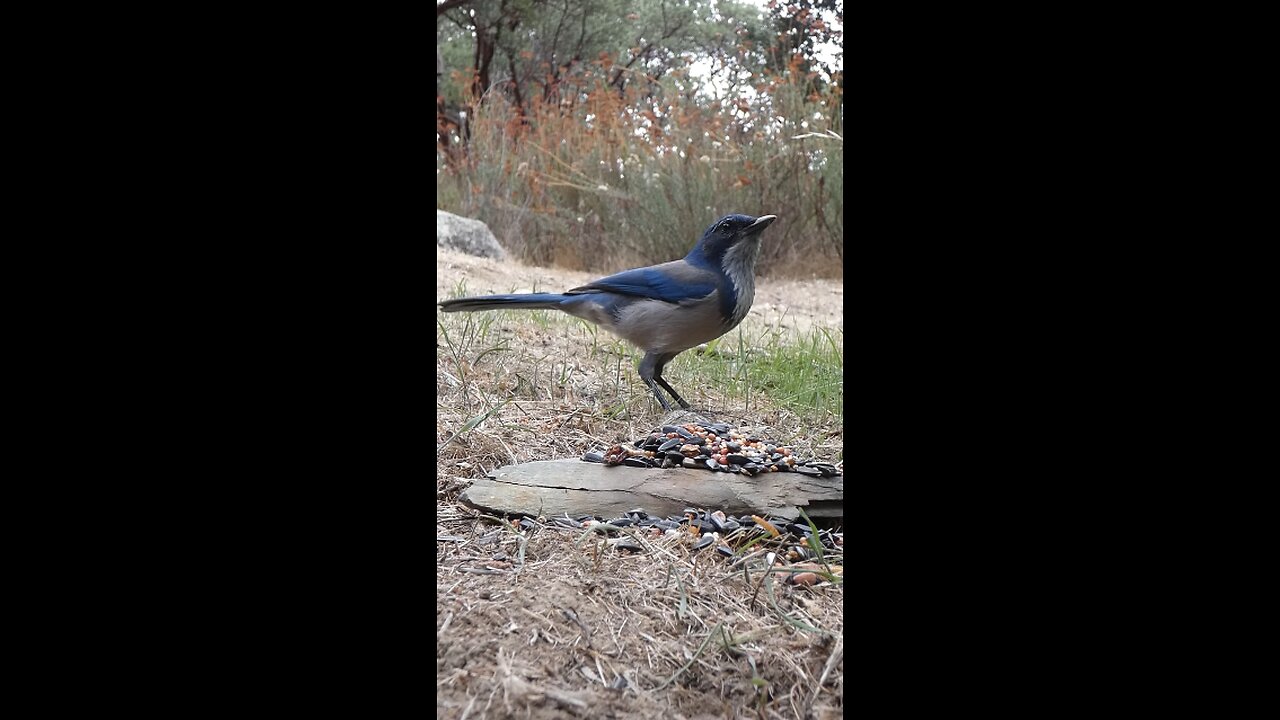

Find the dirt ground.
[{"left": 436, "top": 248, "right": 844, "bottom": 720}]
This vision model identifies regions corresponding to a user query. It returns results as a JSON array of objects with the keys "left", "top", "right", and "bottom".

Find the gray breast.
[{"left": 612, "top": 294, "right": 728, "bottom": 353}]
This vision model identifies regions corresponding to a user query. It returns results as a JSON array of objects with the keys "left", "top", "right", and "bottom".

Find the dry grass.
[
  {"left": 437, "top": 54, "right": 843, "bottom": 280},
  {"left": 436, "top": 248, "right": 844, "bottom": 719},
  {"left": 436, "top": 500, "right": 844, "bottom": 720}
]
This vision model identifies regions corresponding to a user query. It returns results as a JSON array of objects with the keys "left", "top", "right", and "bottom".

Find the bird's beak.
[{"left": 748, "top": 215, "right": 777, "bottom": 232}]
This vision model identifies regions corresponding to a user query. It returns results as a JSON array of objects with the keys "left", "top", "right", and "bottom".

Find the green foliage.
[{"left": 438, "top": 0, "right": 768, "bottom": 109}]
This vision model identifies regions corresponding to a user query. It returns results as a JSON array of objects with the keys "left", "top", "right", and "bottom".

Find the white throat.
[{"left": 722, "top": 237, "right": 761, "bottom": 327}]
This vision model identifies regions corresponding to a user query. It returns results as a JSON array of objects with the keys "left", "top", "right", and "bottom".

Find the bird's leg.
[
  {"left": 654, "top": 377, "right": 690, "bottom": 410},
  {"left": 653, "top": 355, "right": 691, "bottom": 410},
  {"left": 646, "top": 379, "right": 675, "bottom": 411},
  {"left": 637, "top": 353, "right": 675, "bottom": 411}
]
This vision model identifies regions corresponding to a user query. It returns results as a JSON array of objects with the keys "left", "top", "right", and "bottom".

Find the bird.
[{"left": 438, "top": 213, "right": 778, "bottom": 411}]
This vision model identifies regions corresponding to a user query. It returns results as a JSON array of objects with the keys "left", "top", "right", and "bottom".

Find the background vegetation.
[{"left": 437, "top": 0, "right": 843, "bottom": 278}]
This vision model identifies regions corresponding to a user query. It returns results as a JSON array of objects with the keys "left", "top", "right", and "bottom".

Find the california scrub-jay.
[{"left": 438, "top": 213, "right": 778, "bottom": 410}]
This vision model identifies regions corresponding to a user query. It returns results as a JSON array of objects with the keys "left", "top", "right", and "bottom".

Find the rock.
[
  {"left": 436, "top": 210, "right": 505, "bottom": 259},
  {"left": 458, "top": 458, "right": 843, "bottom": 521}
]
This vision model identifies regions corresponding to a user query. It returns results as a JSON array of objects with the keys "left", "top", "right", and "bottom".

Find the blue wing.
[{"left": 567, "top": 262, "right": 716, "bottom": 304}]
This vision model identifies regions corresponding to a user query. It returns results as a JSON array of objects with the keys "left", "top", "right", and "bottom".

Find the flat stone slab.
[{"left": 459, "top": 459, "right": 843, "bottom": 522}]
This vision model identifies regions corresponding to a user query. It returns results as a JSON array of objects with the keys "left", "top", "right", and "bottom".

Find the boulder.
[{"left": 437, "top": 210, "right": 505, "bottom": 259}]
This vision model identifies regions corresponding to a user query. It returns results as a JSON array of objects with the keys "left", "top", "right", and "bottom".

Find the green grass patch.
[{"left": 676, "top": 324, "right": 844, "bottom": 425}]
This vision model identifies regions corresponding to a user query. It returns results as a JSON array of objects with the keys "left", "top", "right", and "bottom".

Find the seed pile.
[
  {"left": 581, "top": 420, "right": 842, "bottom": 477},
  {"left": 506, "top": 507, "right": 843, "bottom": 584}
]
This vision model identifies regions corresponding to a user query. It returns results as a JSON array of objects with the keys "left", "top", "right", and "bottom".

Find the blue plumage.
[
  {"left": 438, "top": 213, "right": 777, "bottom": 410},
  {"left": 567, "top": 267, "right": 716, "bottom": 304}
]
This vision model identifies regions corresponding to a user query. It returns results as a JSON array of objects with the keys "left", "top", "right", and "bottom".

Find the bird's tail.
[{"left": 438, "top": 293, "right": 570, "bottom": 312}]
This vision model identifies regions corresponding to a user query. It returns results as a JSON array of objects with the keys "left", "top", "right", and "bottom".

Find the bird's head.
[{"left": 687, "top": 213, "right": 777, "bottom": 269}]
